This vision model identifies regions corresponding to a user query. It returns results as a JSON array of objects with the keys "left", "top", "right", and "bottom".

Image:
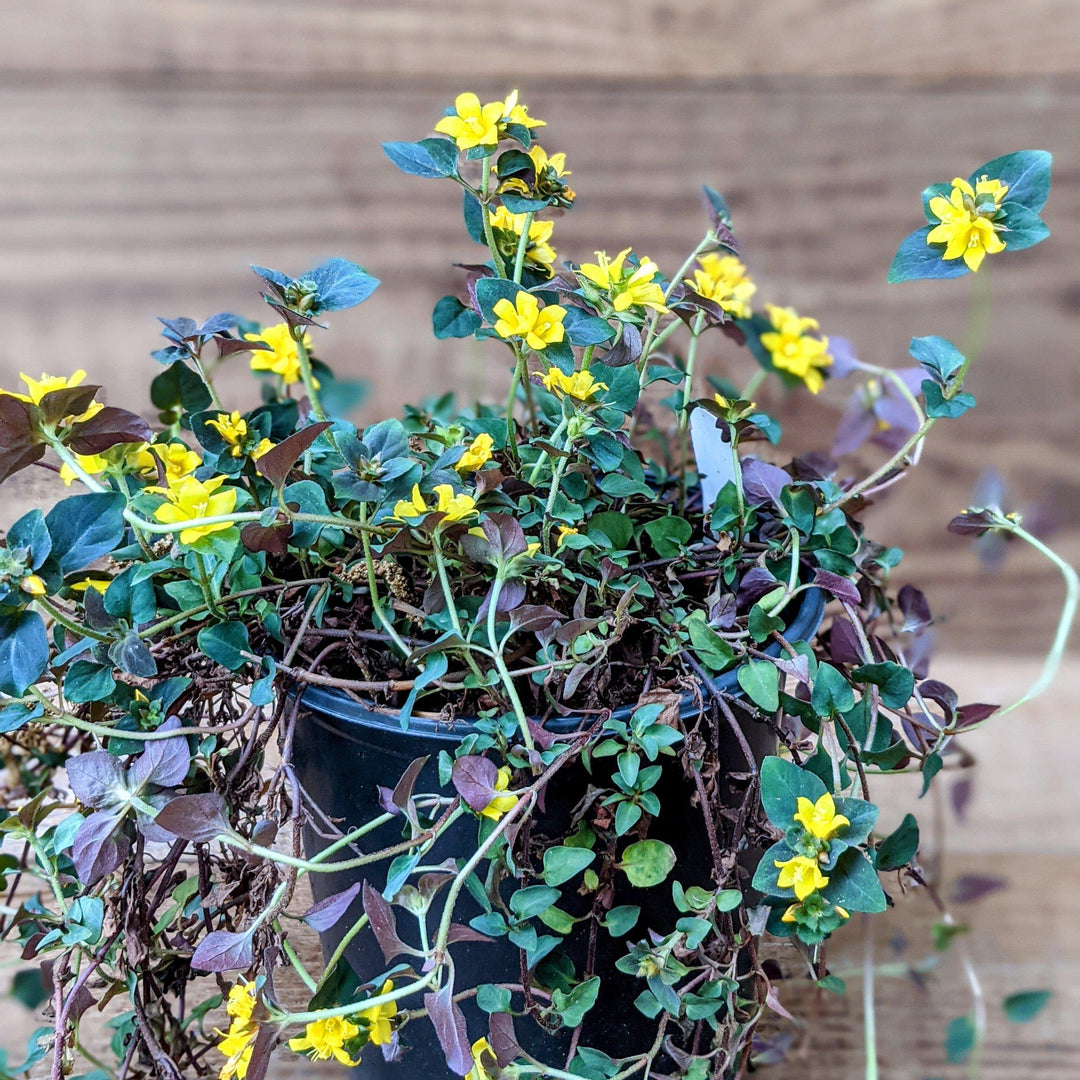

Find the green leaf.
[
  {"left": 476, "top": 983, "right": 512, "bottom": 1014},
  {"left": 150, "top": 360, "right": 213, "bottom": 415},
  {"left": 831, "top": 796, "right": 879, "bottom": 846},
  {"left": 748, "top": 602, "right": 783, "bottom": 643},
  {"left": 307, "top": 258, "right": 380, "bottom": 313},
  {"left": 820, "top": 849, "right": 886, "bottom": 913},
  {"left": 738, "top": 660, "right": 779, "bottom": 712},
  {"left": 562, "top": 307, "right": 616, "bottom": 347},
  {"left": 974, "top": 150, "right": 1051, "bottom": 213},
  {"left": 1002, "top": 989, "right": 1052, "bottom": 1023},
  {"left": 432, "top": 295, "right": 481, "bottom": 339},
  {"left": 474, "top": 278, "right": 523, "bottom": 324},
  {"left": 0, "top": 700, "right": 43, "bottom": 734},
  {"left": 922, "top": 380, "right": 976, "bottom": 419},
  {"left": 0, "top": 610, "right": 49, "bottom": 696},
  {"left": 45, "top": 492, "right": 127, "bottom": 575},
  {"left": 998, "top": 201, "right": 1050, "bottom": 251},
  {"left": 509, "top": 885, "right": 561, "bottom": 920},
  {"left": 586, "top": 511, "right": 633, "bottom": 550},
  {"left": 64, "top": 660, "right": 116, "bottom": 703},
  {"left": 888, "top": 227, "right": 970, "bottom": 283},
  {"left": 875, "top": 813, "right": 919, "bottom": 871},
  {"left": 551, "top": 977, "right": 601, "bottom": 1028},
  {"left": 543, "top": 846, "right": 595, "bottom": 887},
  {"left": 945, "top": 1015, "right": 976, "bottom": 1064},
  {"left": 382, "top": 138, "right": 459, "bottom": 179},
  {"left": 920, "top": 751, "right": 943, "bottom": 796},
  {"left": 751, "top": 839, "right": 797, "bottom": 896},
  {"left": 684, "top": 611, "right": 735, "bottom": 673},
  {"left": 196, "top": 622, "right": 251, "bottom": 672},
  {"left": 759, "top": 756, "right": 826, "bottom": 830},
  {"left": 619, "top": 840, "right": 676, "bottom": 888},
  {"left": 811, "top": 662, "right": 855, "bottom": 715},
  {"left": 851, "top": 662, "right": 915, "bottom": 710},
  {"left": 602, "top": 906, "right": 639, "bottom": 936},
  {"left": 715, "top": 889, "right": 742, "bottom": 913},
  {"left": 642, "top": 516, "right": 692, "bottom": 559},
  {"left": 909, "top": 335, "right": 966, "bottom": 385}
]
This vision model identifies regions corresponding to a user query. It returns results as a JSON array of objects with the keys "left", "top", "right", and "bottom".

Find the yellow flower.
[
  {"left": 774, "top": 855, "right": 829, "bottom": 901},
  {"left": 226, "top": 983, "right": 258, "bottom": 1024},
  {"left": 556, "top": 525, "right": 579, "bottom": 546},
  {"left": 501, "top": 88, "right": 545, "bottom": 132},
  {"left": 781, "top": 903, "right": 799, "bottom": 924},
  {"left": 498, "top": 143, "right": 575, "bottom": 206},
  {"left": 684, "top": 253, "right": 756, "bottom": 319},
  {"left": 480, "top": 766, "right": 519, "bottom": 822},
  {"left": 578, "top": 248, "right": 668, "bottom": 314},
  {"left": 138, "top": 442, "right": 202, "bottom": 484},
  {"left": 488, "top": 206, "right": 557, "bottom": 273},
  {"left": 19, "top": 574, "right": 46, "bottom": 597},
  {"left": 926, "top": 175, "right": 1009, "bottom": 272},
  {"left": 69, "top": 576, "right": 110, "bottom": 595},
  {"left": 360, "top": 980, "right": 398, "bottom": 1045},
  {"left": 793, "top": 792, "right": 851, "bottom": 841},
  {"left": 492, "top": 291, "right": 566, "bottom": 351},
  {"left": 216, "top": 1021, "right": 257, "bottom": 1080},
  {"left": 540, "top": 367, "right": 607, "bottom": 402},
  {"left": 759, "top": 304, "right": 832, "bottom": 394},
  {"left": 153, "top": 475, "right": 238, "bottom": 545},
  {"left": 457, "top": 433, "right": 494, "bottom": 472},
  {"left": 246, "top": 324, "right": 314, "bottom": 386},
  {"left": 392, "top": 484, "right": 477, "bottom": 525},
  {"left": 288, "top": 1015, "right": 361, "bottom": 1066},
  {"left": 3, "top": 371, "right": 96, "bottom": 416},
  {"left": 59, "top": 450, "right": 109, "bottom": 487},
  {"left": 465, "top": 1036, "right": 498, "bottom": 1080},
  {"left": 206, "top": 412, "right": 251, "bottom": 457},
  {"left": 434, "top": 92, "right": 505, "bottom": 151}
]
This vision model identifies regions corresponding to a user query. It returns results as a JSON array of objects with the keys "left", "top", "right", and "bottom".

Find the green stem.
[
  {"left": 480, "top": 156, "right": 503, "bottom": 271},
  {"left": 512, "top": 212, "right": 534, "bottom": 284},
  {"left": 360, "top": 506, "right": 411, "bottom": 661},
  {"left": 34, "top": 596, "right": 109, "bottom": 642},
  {"left": 678, "top": 312, "right": 706, "bottom": 431},
  {"left": 432, "top": 535, "right": 463, "bottom": 639},
  {"left": 273, "top": 970, "right": 439, "bottom": 1027},
  {"left": 193, "top": 553, "right": 223, "bottom": 617},
  {"left": 985, "top": 519, "right": 1078, "bottom": 720},
  {"left": 526, "top": 416, "right": 567, "bottom": 485},
  {"left": 863, "top": 915, "right": 878, "bottom": 1080},
  {"left": 486, "top": 575, "right": 535, "bottom": 755},
  {"left": 49, "top": 440, "right": 106, "bottom": 493},
  {"left": 504, "top": 353, "right": 525, "bottom": 464},
  {"left": 123, "top": 507, "right": 386, "bottom": 539},
  {"left": 313, "top": 911, "right": 371, "bottom": 993},
  {"left": 825, "top": 418, "right": 936, "bottom": 511},
  {"left": 740, "top": 367, "right": 768, "bottom": 400},
  {"left": 278, "top": 926, "right": 317, "bottom": 992},
  {"left": 292, "top": 328, "right": 326, "bottom": 422},
  {"left": 191, "top": 353, "right": 224, "bottom": 411},
  {"left": 580, "top": 344, "right": 596, "bottom": 372},
  {"left": 961, "top": 261, "right": 993, "bottom": 365}
]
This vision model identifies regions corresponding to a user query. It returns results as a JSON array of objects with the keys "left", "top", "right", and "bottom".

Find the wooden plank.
[
  {"left": 1, "top": 82, "right": 1076, "bottom": 652},
  {"left": 3, "top": 1, "right": 1080, "bottom": 83}
]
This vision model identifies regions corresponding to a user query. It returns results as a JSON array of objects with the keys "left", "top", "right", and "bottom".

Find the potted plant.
[{"left": 0, "top": 90, "right": 1065, "bottom": 1080}]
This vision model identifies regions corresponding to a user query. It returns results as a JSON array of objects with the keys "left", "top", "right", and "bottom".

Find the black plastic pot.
[{"left": 291, "top": 588, "right": 824, "bottom": 1077}]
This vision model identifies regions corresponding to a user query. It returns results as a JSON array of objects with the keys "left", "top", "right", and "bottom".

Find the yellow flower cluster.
[
  {"left": 215, "top": 983, "right": 259, "bottom": 1080},
  {"left": 205, "top": 411, "right": 275, "bottom": 460},
  {"left": 493, "top": 291, "right": 566, "bottom": 351},
  {"left": 578, "top": 248, "right": 668, "bottom": 314},
  {"left": 540, "top": 367, "right": 607, "bottom": 402},
  {"left": 1, "top": 370, "right": 97, "bottom": 415},
  {"left": 760, "top": 304, "right": 832, "bottom": 394},
  {"left": 926, "top": 175, "right": 1008, "bottom": 272},
  {"left": 776, "top": 793, "right": 852, "bottom": 924},
  {"left": 245, "top": 324, "right": 314, "bottom": 386},
  {"left": 684, "top": 253, "right": 756, "bottom": 319},
  {"left": 392, "top": 483, "right": 478, "bottom": 525},
  {"left": 286, "top": 980, "right": 396, "bottom": 1066},
  {"left": 488, "top": 206, "right": 557, "bottom": 273},
  {"left": 456, "top": 433, "right": 494, "bottom": 472},
  {"left": 434, "top": 90, "right": 544, "bottom": 151}
]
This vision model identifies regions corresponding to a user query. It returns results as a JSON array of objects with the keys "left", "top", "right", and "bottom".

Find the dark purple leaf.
[
  {"left": 240, "top": 520, "right": 292, "bottom": 555},
  {"left": 812, "top": 569, "right": 861, "bottom": 606},
  {"left": 509, "top": 605, "right": 563, "bottom": 635},
  {"left": 478, "top": 578, "right": 525, "bottom": 620},
  {"left": 65, "top": 408, "right": 153, "bottom": 454},
  {"left": 481, "top": 514, "right": 527, "bottom": 559},
  {"left": 154, "top": 793, "right": 229, "bottom": 843},
  {"left": 451, "top": 756, "right": 499, "bottom": 813},
  {"left": 128, "top": 717, "right": 190, "bottom": 789},
  {"left": 71, "top": 811, "right": 129, "bottom": 885},
  {"left": 37, "top": 385, "right": 101, "bottom": 426},
  {"left": 737, "top": 567, "right": 781, "bottom": 607},
  {"left": 947, "top": 510, "right": 996, "bottom": 537},
  {"left": 191, "top": 928, "right": 255, "bottom": 973},
  {"left": 918, "top": 680, "right": 957, "bottom": 721},
  {"left": 215, "top": 336, "right": 272, "bottom": 358},
  {"left": 740, "top": 457, "right": 789, "bottom": 505},
  {"left": 362, "top": 882, "right": 409, "bottom": 962},
  {"left": 489, "top": 1012, "right": 521, "bottom": 1068},
  {"left": 255, "top": 422, "right": 333, "bottom": 487},
  {"left": 424, "top": 983, "right": 472, "bottom": 1076},
  {"left": 0, "top": 395, "right": 45, "bottom": 481},
  {"left": 391, "top": 756, "right": 429, "bottom": 814},
  {"left": 950, "top": 874, "right": 1008, "bottom": 904},
  {"left": 898, "top": 584, "right": 932, "bottom": 633},
  {"left": 302, "top": 883, "right": 361, "bottom": 932},
  {"left": 67, "top": 751, "right": 125, "bottom": 809},
  {"left": 955, "top": 703, "right": 999, "bottom": 729},
  {"left": 950, "top": 777, "right": 973, "bottom": 822},
  {"left": 600, "top": 322, "right": 642, "bottom": 368},
  {"left": 445, "top": 924, "right": 494, "bottom": 945},
  {"left": 829, "top": 619, "right": 864, "bottom": 666},
  {"left": 242, "top": 1023, "right": 279, "bottom": 1080}
]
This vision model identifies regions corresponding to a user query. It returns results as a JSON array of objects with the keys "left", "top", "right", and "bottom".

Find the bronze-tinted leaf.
[
  {"left": 190, "top": 928, "right": 254, "bottom": 973},
  {"left": 37, "top": 385, "right": 101, "bottom": 426},
  {"left": 240, "top": 520, "right": 292, "bottom": 555},
  {"left": 301, "top": 882, "right": 361, "bottom": 932},
  {"left": 154, "top": 793, "right": 229, "bottom": 843},
  {"left": 0, "top": 396, "right": 44, "bottom": 482},
  {"left": 362, "top": 881, "right": 409, "bottom": 962},
  {"left": 451, "top": 755, "right": 499, "bottom": 813},
  {"left": 812, "top": 569, "right": 861, "bottom": 607},
  {"left": 215, "top": 335, "right": 271, "bottom": 358},
  {"left": 256, "top": 421, "right": 333, "bottom": 487},
  {"left": 66, "top": 408, "right": 153, "bottom": 454},
  {"left": 424, "top": 983, "right": 472, "bottom": 1077},
  {"left": 489, "top": 1011, "right": 522, "bottom": 1068}
]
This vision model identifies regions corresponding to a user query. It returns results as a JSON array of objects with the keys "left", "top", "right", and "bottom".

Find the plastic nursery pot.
[{"left": 291, "top": 588, "right": 824, "bottom": 1078}]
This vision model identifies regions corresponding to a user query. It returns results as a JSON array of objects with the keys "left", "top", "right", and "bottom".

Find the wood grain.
[{"left": 4, "top": 1, "right": 1080, "bottom": 83}]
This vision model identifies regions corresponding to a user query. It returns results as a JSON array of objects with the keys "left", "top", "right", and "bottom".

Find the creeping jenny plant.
[{"left": 0, "top": 90, "right": 1066, "bottom": 1080}]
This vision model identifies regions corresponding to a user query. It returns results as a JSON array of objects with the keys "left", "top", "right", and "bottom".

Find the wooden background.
[{"left": 1, "top": 2, "right": 1078, "bottom": 1076}]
